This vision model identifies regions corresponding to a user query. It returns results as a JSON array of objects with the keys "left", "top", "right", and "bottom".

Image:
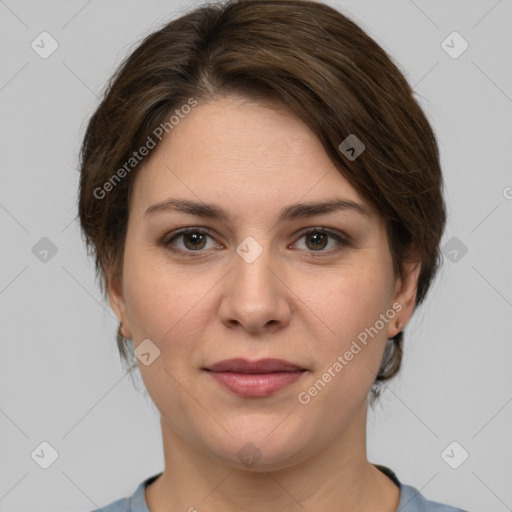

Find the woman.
[{"left": 78, "top": 0, "right": 468, "bottom": 510}]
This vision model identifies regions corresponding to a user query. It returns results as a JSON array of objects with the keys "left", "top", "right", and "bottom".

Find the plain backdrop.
[{"left": 0, "top": 1, "right": 511, "bottom": 511}]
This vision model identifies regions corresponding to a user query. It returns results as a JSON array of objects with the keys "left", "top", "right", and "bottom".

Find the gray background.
[{"left": 1, "top": 1, "right": 511, "bottom": 511}]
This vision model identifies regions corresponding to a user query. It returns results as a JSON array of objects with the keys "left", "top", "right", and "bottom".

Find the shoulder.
[
  {"left": 89, "top": 496, "right": 130, "bottom": 512},
  {"left": 375, "top": 464, "right": 468, "bottom": 512},
  {"left": 87, "top": 473, "right": 161, "bottom": 512},
  {"left": 89, "top": 469, "right": 470, "bottom": 512},
  {"left": 398, "top": 481, "right": 469, "bottom": 512}
]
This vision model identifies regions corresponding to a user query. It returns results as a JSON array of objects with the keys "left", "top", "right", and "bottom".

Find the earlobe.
[
  {"left": 105, "top": 266, "right": 132, "bottom": 338},
  {"left": 388, "top": 258, "right": 421, "bottom": 338}
]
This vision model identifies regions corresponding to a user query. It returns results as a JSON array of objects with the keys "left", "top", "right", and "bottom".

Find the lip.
[
  {"left": 203, "top": 358, "right": 307, "bottom": 397},
  {"left": 205, "top": 358, "right": 304, "bottom": 373}
]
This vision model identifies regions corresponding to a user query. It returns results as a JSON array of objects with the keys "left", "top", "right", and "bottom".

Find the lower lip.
[{"left": 205, "top": 370, "right": 306, "bottom": 397}]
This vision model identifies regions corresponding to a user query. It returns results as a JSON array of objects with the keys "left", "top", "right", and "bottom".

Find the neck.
[{"left": 145, "top": 404, "right": 400, "bottom": 512}]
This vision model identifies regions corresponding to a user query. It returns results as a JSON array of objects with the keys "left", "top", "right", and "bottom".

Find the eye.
[
  {"left": 292, "top": 228, "right": 350, "bottom": 254},
  {"left": 162, "top": 227, "right": 350, "bottom": 257},
  {"left": 163, "top": 228, "right": 220, "bottom": 255}
]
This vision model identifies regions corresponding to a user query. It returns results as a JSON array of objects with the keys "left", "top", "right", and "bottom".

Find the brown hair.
[{"left": 77, "top": 0, "right": 446, "bottom": 405}]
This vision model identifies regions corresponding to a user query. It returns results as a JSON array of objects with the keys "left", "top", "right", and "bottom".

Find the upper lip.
[{"left": 204, "top": 358, "right": 305, "bottom": 373}]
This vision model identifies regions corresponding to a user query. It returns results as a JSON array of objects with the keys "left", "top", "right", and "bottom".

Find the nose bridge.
[
  {"left": 233, "top": 235, "right": 278, "bottom": 299},
  {"left": 220, "top": 234, "right": 290, "bottom": 330}
]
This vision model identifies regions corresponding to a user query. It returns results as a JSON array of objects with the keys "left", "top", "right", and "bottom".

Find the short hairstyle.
[{"left": 77, "top": 0, "right": 446, "bottom": 405}]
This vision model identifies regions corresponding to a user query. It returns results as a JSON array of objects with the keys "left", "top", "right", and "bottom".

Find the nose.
[{"left": 218, "top": 238, "right": 292, "bottom": 333}]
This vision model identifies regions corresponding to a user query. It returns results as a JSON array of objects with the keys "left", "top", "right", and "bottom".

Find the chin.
[{"left": 204, "top": 425, "right": 313, "bottom": 472}]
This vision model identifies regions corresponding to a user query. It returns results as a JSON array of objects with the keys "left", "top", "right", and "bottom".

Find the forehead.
[{"left": 130, "top": 96, "right": 369, "bottom": 217}]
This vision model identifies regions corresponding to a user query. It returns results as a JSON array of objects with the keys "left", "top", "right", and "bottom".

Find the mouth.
[
  {"left": 203, "top": 357, "right": 305, "bottom": 373},
  {"left": 203, "top": 358, "right": 307, "bottom": 397}
]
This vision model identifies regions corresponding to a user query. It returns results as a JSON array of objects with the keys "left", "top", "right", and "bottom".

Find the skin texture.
[{"left": 107, "top": 95, "right": 421, "bottom": 512}]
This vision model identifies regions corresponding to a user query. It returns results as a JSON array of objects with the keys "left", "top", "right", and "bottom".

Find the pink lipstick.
[{"left": 203, "top": 358, "right": 307, "bottom": 397}]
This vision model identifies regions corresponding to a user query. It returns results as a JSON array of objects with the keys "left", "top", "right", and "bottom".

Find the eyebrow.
[{"left": 144, "top": 197, "right": 371, "bottom": 222}]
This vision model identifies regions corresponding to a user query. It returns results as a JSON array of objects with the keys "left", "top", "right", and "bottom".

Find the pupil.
[
  {"left": 308, "top": 232, "right": 326, "bottom": 250},
  {"left": 186, "top": 232, "right": 205, "bottom": 249},
  {"left": 182, "top": 232, "right": 328, "bottom": 251}
]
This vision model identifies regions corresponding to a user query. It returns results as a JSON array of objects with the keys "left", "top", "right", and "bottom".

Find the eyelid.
[
  {"left": 163, "top": 227, "right": 220, "bottom": 256},
  {"left": 290, "top": 227, "right": 352, "bottom": 255},
  {"left": 162, "top": 226, "right": 352, "bottom": 256},
  {"left": 295, "top": 226, "right": 353, "bottom": 245}
]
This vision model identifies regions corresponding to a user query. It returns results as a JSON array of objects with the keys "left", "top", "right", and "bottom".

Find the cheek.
[
  {"left": 315, "top": 262, "right": 393, "bottom": 337},
  {"left": 350, "top": 268, "right": 392, "bottom": 327},
  {"left": 304, "top": 260, "right": 394, "bottom": 391},
  {"left": 123, "top": 249, "right": 219, "bottom": 357},
  {"left": 292, "top": 266, "right": 394, "bottom": 429},
  {"left": 123, "top": 249, "right": 185, "bottom": 339}
]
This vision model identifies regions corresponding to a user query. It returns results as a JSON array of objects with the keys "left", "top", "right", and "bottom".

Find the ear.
[
  {"left": 105, "top": 264, "right": 132, "bottom": 339},
  {"left": 386, "top": 251, "right": 422, "bottom": 339}
]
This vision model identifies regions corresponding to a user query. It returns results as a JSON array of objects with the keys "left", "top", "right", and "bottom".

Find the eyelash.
[{"left": 162, "top": 227, "right": 351, "bottom": 257}]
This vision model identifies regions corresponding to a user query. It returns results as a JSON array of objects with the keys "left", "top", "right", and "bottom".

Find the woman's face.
[{"left": 108, "top": 95, "right": 419, "bottom": 470}]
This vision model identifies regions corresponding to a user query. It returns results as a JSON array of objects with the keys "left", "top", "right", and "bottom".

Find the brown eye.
[
  {"left": 164, "top": 228, "right": 218, "bottom": 255},
  {"left": 181, "top": 231, "right": 207, "bottom": 250},
  {"left": 162, "top": 227, "right": 350, "bottom": 258},
  {"left": 304, "top": 231, "right": 329, "bottom": 251},
  {"left": 293, "top": 228, "right": 350, "bottom": 254}
]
